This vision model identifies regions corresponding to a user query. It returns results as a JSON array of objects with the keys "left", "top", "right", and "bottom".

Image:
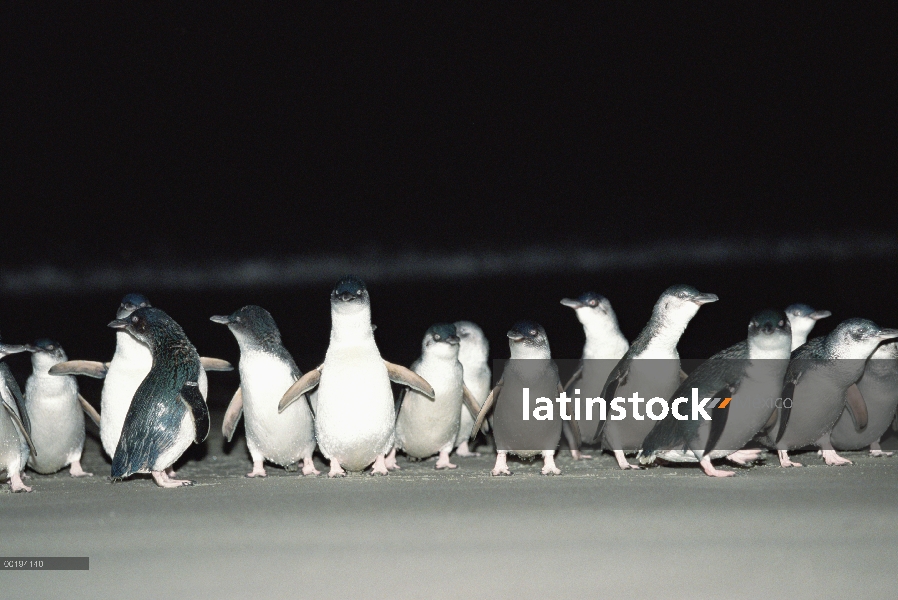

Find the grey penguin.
[
  {"left": 108, "top": 307, "right": 210, "bottom": 488},
  {"left": 785, "top": 303, "right": 832, "bottom": 351},
  {"left": 24, "top": 339, "right": 93, "bottom": 477},
  {"left": 760, "top": 318, "right": 898, "bottom": 467},
  {"left": 210, "top": 305, "right": 319, "bottom": 477},
  {"left": 50, "top": 293, "right": 230, "bottom": 463},
  {"left": 452, "top": 320, "right": 491, "bottom": 457},
  {"left": 278, "top": 276, "right": 435, "bottom": 477},
  {"left": 0, "top": 338, "right": 36, "bottom": 492},
  {"left": 639, "top": 309, "right": 793, "bottom": 476},
  {"left": 561, "top": 291, "right": 630, "bottom": 456},
  {"left": 590, "top": 285, "right": 718, "bottom": 469},
  {"left": 830, "top": 340, "right": 898, "bottom": 456},
  {"left": 471, "top": 321, "right": 578, "bottom": 476},
  {"left": 393, "top": 323, "right": 483, "bottom": 469}
]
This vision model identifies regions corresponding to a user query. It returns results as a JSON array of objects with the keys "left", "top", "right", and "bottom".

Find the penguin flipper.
[
  {"left": 471, "top": 379, "right": 502, "bottom": 440},
  {"left": 462, "top": 385, "right": 488, "bottom": 432},
  {"left": 563, "top": 365, "right": 583, "bottom": 393},
  {"left": 2, "top": 399, "right": 37, "bottom": 458},
  {"left": 200, "top": 357, "right": 234, "bottom": 372},
  {"left": 48, "top": 360, "right": 108, "bottom": 379},
  {"left": 560, "top": 382, "right": 582, "bottom": 448},
  {"left": 1, "top": 364, "right": 31, "bottom": 435},
  {"left": 593, "top": 364, "right": 628, "bottom": 443},
  {"left": 679, "top": 369, "right": 689, "bottom": 383},
  {"left": 278, "top": 368, "right": 322, "bottom": 413},
  {"left": 78, "top": 394, "right": 101, "bottom": 427},
  {"left": 776, "top": 378, "right": 797, "bottom": 444},
  {"left": 703, "top": 386, "right": 734, "bottom": 457},
  {"left": 180, "top": 381, "right": 210, "bottom": 444},
  {"left": 222, "top": 387, "right": 243, "bottom": 442},
  {"left": 384, "top": 360, "right": 435, "bottom": 399},
  {"left": 893, "top": 410, "right": 898, "bottom": 432},
  {"left": 844, "top": 383, "right": 868, "bottom": 432}
]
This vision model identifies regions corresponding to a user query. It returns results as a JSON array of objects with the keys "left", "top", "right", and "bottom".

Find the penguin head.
[
  {"left": 117, "top": 293, "right": 152, "bottom": 319},
  {"left": 25, "top": 338, "right": 68, "bottom": 368},
  {"left": 108, "top": 307, "right": 170, "bottom": 346},
  {"left": 561, "top": 291, "right": 619, "bottom": 327},
  {"left": 330, "top": 276, "right": 370, "bottom": 314},
  {"left": 454, "top": 320, "right": 489, "bottom": 362},
  {"left": 826, "top": 318, "right": 898, "bottom": 359},
  {"left": 422, "top": 323, "right": 460, "bottom": 357},
  {"left": 785, "top": 303, "right": 831, "bottom": 341},
  {"left": 210, "top": 305, "right": 281, "bottom": 347},
  {"left": 746, "top": 309, "right": 792, "bottom": 354},
  {"left": 507, "top": 320, "right": 551, "bottom": 358},
  {"left": 653, "top": 285, "right": 718, "bottom": 325}
]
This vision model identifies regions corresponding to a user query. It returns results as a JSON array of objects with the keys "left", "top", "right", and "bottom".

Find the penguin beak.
[
  {"left": 692, "top": 293, "right": 719, "bottom": 305},
  {"left": 447, "top": 335, "right": 460, "bottom": 345},
  {"left": 810, "top": 310, "right": 832, "bottom": 321},
  {"left": 507, "top": 331, "right": 525, "bottom": 342},
  {"left": 560, "top": 298, "right": 584, "bottom": 309},
  {"left": 0, "top": 344, "right": 28, "bottom": 358},
  {"left": 877, "top": 328, "right": 898, "bottom": 340},
  {"left": 108, "top": 319, "right": 129, "bottom": 330},
  {"left": 209, "top": 315, "right": 231, "bottom": 325},
  {"left": 22, "top": 344, "right": 40, "bottom": 353}
]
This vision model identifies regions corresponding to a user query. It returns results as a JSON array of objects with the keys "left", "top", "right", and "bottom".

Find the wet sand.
[{"left": 2, "top": 413, "right": 897, "bottom": 599}]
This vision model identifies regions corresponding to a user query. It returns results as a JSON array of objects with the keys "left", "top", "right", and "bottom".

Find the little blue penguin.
[
  {"left": 452, "top": 320, "right": 491, "bottom": 457},
  {"left": 760, "top": 318, "right": 898, "bottom": 467},
  {"left": 786, "top": 304, "right": 832, "bottom": 351},
  {"left": 278, "top": 276, "right": 435, "bottom": 477},
  {"left": 591, "top": 285, "right": 718, "bottom": 469},
  {"left": 211, "top": 305, "right": 319, "bottom": 477},
  {"left": 0, "top": 337, "right": 35, "bottom": 492},
  {"left": 108, "top": 307, "right": 210, "bottom": 488},
  {"left": 50, "top": 293, "right": 230, "bottom": 464},
  {"left": 561, "top": 291, "right": 630, "bottom": 455},
  {"left": 24, "top": 339, "right": 93, "bottom": 477},
  {"left": 393, "top": 323, "right": 483, "bottom": 470},
  {"left": 830, "top": 340, "right": 898, "bottom": 457},
  {"left": 471, "top": 321, "right": 578, "bottom": 476},
  {"left": 639, "top": 309, "right": 792, "bottom": 476}
]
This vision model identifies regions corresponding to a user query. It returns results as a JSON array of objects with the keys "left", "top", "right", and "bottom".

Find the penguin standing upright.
[
  {"left": 590, "top": 285, "right": 718, "bottom": 469},
  {"left": 24, "top": 339, "right": 93, "bottom": 477},
  {"left": 452, "top": 320, "right": 491, "bottom": 457},
  {"left": 0, "top": 336, "right": 35, "bottom": 492},
  {"left": 211, "top": 305, "right": 318, "bottom": 477},
  {"left": 108, "top": 307, "right": 210, "bottom": 488},
  {"left": 278, "top": 276, "right": 434, "bottom": 477},
  {"left": 471, "top": 321, "right": 577, "bottom": 476}
]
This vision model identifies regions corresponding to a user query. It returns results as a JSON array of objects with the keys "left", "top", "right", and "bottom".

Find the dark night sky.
[{"left": 1, "top": 4, "right": 896, "bottom": 397}]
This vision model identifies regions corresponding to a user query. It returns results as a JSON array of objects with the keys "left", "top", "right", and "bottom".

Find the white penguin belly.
[
  {"left": 396, "top": 364, "right": 464, "bottom": 458},
  {"left": 241, "top": 353, "right": 315, "bottom": 465},
  {"left": 152, "top": 411, "right": 195, "bottom": 472},
  {"left": 315, "top": 347, "right": 394, "bottom": 471},
  {"left": 25, "top": 375, "right": 84, "bottom": 474},
  {"left": 101, "top": 335, "right": 153, "bottom": 457}
]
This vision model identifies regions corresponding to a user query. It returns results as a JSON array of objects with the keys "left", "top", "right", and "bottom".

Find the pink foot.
[
  {"left": 301, "top": 458, "right": 320, "bottom": 476},
  {"left": 165, "top": 466, "right": 178, "bottom": 478},
  {"left": 152, "top": 470, "right": 195, "bottom": 488},
  {"left": 435, "top": 449, "right": 457, "bottom": 470},
  {"left": 726, "top": 448, "right": 763, "bottom": 466},
  {"left": 821, "top": 449, "right": 852, "bottom": 466},
  {"left": 328, "top": 460, "right": 346, "bottom": 478},
  {"left": 369, "top": 455, "right": 389, "bottom": 476},
  {"left": 491, "top": 452, "right": 511, "bottom": 476},
  {"left": 613, "top": 450, "right": 642, "bottom": 470},
  {"left": 870, "top": 442, "right": 893, "bottom": 457},
  {"left": 246, "top": 460, "right": 267, "bottom": 478},
  {"left": 541, "top": 451, "right": 561, "bottom": 475},
  {"left": 700, "top": 455, "right": 735, "bottom": 477},
  {"left": 9, "top": 472, "right": 32, "bottom": 493},
  {"left": 69, "top": 460, "right": 93, "bottom": 478},
  {"left": 570, "top": 449, "right": 593, "bottom": 460},
  {"left": 454, "top": 441, "right": 480, "bottom": 457},
  {"left": 384, "top": 447, "right": 401, "bottom": 470},
  {"left": 778, "top": 450, "right": 802, "bottom": 468}
]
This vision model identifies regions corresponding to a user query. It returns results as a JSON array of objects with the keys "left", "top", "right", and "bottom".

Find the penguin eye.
[
  {"left": 434, "top": 334, "right": 441, "bottom": 340},
  {"left": 47, "top": 345, "right": 55, "bottom": 351},
  {"left": 589, "top": 299, "right": 597, "bottom": 306},
  {"left": 235, "top": 316, "right": 242, "bottom": 323},
  {"left": 778, "top": 320, "right": 785, "bottom": 327},
  {"left": 131, "top": 316, "right": 139, "bottom": 323},
  {"left": 140, "top": 302, "right": 147, "bottom": 308},
  {"left": 530, "top": 330, "right": 537, "bottom": 336}
]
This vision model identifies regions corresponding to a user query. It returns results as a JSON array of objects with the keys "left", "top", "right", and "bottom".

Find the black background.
[{"left": 2, "top": 4, "right": 895, "bottom": 405}]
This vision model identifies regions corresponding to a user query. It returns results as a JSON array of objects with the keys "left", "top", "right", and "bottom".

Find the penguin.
[
  {"left": 107, "top": 307, "right": 210, "bottom": 488},
  {"left": 470, "top": 321, "right": 578, "bottom": 476},
  {"left": 210, "top": 305, "right": 319, "bottom": 477},
  {"left": 23, "top": 339, "right": 93, "bottom": 477},
  {"left": 49, "top": 293, "right": 231, "bottom": 461},
  {"left": 785, "top": 304, "right": 832, "bottom": 351},
  {"left": 393, "top": 323, "right": 483, "bottom": 469},
  {"left": 452, "top": 320, "right": 491, "bottom": 457},
  {"left": 278, "top": 276, "right": 435, "bottom": 477},
  {"left": 639, "top": 309, "right": 793, "bottom": 476},
  {"left": 561, "top": 291, "right": 629, "bottom": 455},
  {"left": 589, "top": 285, "right": 718, "bottom": 469},
  {"left": 0, "top": 338, "right": 36, "bottom": 492},
  {"left": 760, "top": 318, "right": 898, "bottom": 467},
  {"left": 829, "top": 340, "right": 898, "bottom": 457}
]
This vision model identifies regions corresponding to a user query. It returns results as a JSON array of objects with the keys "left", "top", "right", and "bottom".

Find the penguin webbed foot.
[
  {"left": 454, "top": 441, "right": 480, "bottom": 457},
  {"left": 699, "top": 455, "right": 735, "bottom": 477},
  {"left": 541, "top": 451, "right": 561, "bottom": 475},
  {"left": 613, "top": 450, "right": 642, "bottom": 470},
  {"left": 384, "top": 448, "right": 401, "bottom": 471},
  {"left": 725, "top": 448, "right": 764, "bottom": 466},
  {"left": 777, "top": 450, "right": 802, "bottom": 468},
  {"left": 491, "top": 452, "right": 512, "bottom": 476},
  {"left": 151, "top": 471, "right": 195, "bottom": 488},
  {"left": 820, "top": 449, "right": 853, "bottom": 466},
  {"left": 570, "top": 449, "right": 592, "bottom": 460},
  {"left": 434, "top": 450, "right": 457, "bottom": 470},
  {"left": 245, "top": 460, "right": 267, "bottom": 478},
  {"left": 369, "top": 455, "right": 389, "bottom": 476},
  {"left": 69, "top": 461, "right": 94, "bottom": 477},
  {"left": 9, "top": 472, "right": 33, "bottom": 493},
  {"left": 301, "top": 458, "right": 321, "bottom": 476}
]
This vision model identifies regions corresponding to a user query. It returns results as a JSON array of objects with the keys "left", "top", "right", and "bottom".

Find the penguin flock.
[{"left": 1, "top": 276, "right": 896, "bottom": 491}]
